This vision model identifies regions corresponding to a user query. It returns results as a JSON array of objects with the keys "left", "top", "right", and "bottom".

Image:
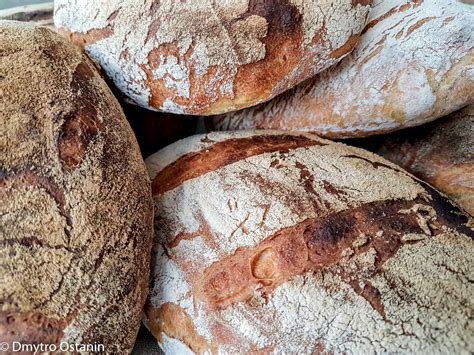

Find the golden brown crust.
[
  {"left": 145, "top": 303, "right": 213, "bottom": 354},
  {"left": 54, "top": 0, "right": 372, "bottom": 114},
  {"left": 145, "top": 131, "right": 474, "bottom": 354},
  {"left": 0, "top": 21, "right": 153, "bottom": 353},
  {"left": 375, "top": 105, "right": 474, "bottom": 215},
  {"left": 152, "top": 134, "right": 323, "bottom": 195}
]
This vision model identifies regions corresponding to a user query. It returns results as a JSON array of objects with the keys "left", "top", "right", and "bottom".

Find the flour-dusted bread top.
[
  {"left": 54, "top": 0, "right": 372, "bottom": 115},
  {"left": 0, "top": 21, "right": 153, "bottom": 353},
  {"left": 213, "top": 0, "right": 474, "bottom": 137},
  {"left": 144, "top": 131, "right": 474, "bottom": 354},
  {"left": 375, "top": 105, "right": 474, "bottom": 215}
]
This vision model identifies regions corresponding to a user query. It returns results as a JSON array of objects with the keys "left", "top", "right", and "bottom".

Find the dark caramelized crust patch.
[
  {"left": 58, "top": 62, "right": 101, "bottom": 171},
  {"left": 244, "top": 0, "right": 302, "bottom": 35},
  {"left": 195, "top": 195, "right": 472, "bottom": 309},
  {"left": 152, "top": 135, "right": 324, "bottom": 195}
]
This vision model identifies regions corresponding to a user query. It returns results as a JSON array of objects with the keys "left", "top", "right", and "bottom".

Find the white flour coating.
[
  {"left": 152, "top": 141, "right": 424, "bottom": 260},
  {"left": 218, "top": 232, "right": 473, "bottom": 353},
  {"left": 153, "top": 55, "right": 190, "bottom": 99},
  {"left": 215, "top": 0, "right": 474, "bottom": 137},
  {"left": 160, "top": 334, "right": 194, "bottom": 355},
  {"left": 54, "top": 0, "right": 370, "bottom": 114},
  {"left": 145, "top": 131, "right": 321, "bottom": 178},
  {"left": 290, "top": 0, "right": 368, "bottom": 48},
  {"left": 145, "top": 132, "right": 473, "bottom": 353},
  {"left": 160, "top": 98, "right": 187, "bottom": 115},
  {"left": 148, "top": 244, "right": 193, "bottom": 314},
  {"left": 54, "top": 0, "right": 267, "bottom": 112}
]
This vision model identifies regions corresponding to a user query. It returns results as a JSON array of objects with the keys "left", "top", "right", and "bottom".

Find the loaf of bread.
[
  {"left": 0, "top": 21, "right": 153, "bottom": 353},
  {"left": 144, "top": 131, "right": 473, "bottom": 354},
  {"left": 54, "top": 0, "right": 372, "bottom": 115},
  {"left": 212, "top": 0, "right": 474, "bottom": 138},
  {"left": 374, "top": 105, "right": 473, "bottom": 216}
]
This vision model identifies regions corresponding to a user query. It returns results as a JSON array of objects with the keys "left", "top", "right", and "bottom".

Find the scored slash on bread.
[
  {"left": 212, "top": 0, "right": 474, "bottom": 138},
  {"left": 144, "top": 131, "right": 474, "bottom": 354}
]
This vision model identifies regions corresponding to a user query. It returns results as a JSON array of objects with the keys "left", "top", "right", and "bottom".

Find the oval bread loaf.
[
  {"left": 374, "top": 105, "right": 474, "bottom": 216},
  {"left": 0, "top": 21, "right": 153, "bottom": 353},
  {"left": 54, "top": 0, "right": 372, "bottom": 115},
  {"left": 212, "top": 0, "right": 474, "bottom": 137},
  {"left": 144, "top": 131, "right": 474, "bottom": 354}
]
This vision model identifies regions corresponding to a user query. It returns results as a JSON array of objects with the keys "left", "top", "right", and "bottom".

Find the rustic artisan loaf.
[
  {"left": 144, "top": 131, "right": 474, "bottom": 354},
  {"left": 0, "top": 21, "right": 153, "bottom": 353},
  {"left": 54, "top": 0, "right": 372, "bottom": 115},
  {"left": 374, "top": 105, "right": 474, "bottom": 216},
  {"left": 212, "top": 0, "right": 474, "bottom": 137}
]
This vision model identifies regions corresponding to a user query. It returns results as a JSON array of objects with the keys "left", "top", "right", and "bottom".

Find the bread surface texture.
[
  {"left": 54, "top": 0, "right": 371, "bottom": 115},
  {"left": 212, "top": 0, "right": 474, "bottom": 137},
  {"left": 145, "top": 131, "right": 474, "bottom": 354},
  {"left": 0, "top": 21, "right": 153, "bottom": 353},
  {"left": 375, "top": 105, "right": 474, "bottom": 216}
]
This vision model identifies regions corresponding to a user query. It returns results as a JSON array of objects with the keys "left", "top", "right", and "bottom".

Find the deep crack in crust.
[
  {"left": 0, "top": 21, "right": 153, "bottom": 353},
  {"left": 54, "top": 0, "right": 372, "bottom": 114},
  {"left": 145, "top": 131, "right": 474, "bottom": 354}
]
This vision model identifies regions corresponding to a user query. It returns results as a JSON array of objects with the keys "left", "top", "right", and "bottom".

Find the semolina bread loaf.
[
  {"left": 144, "top": 131, "right": 473, "bottom": 354},
  {"left": 0, "top": 21, "right": 153, "bottom": 353},
  {"left": 54, "top": 0, "right": 372, "bottom": 115}
]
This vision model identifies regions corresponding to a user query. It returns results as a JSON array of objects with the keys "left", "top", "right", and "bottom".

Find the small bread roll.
[
  {"left": 54, "top": 0, "right": 372, "bottom": 115},
  {"left": 212, "top": 0, "right": 474, "bottom": 137},
  {"left": 0, "top": 21, "right": 153, "bottom": 353},
  {"left": 145, "top": 131, "right": 473, "bottom": 354},
  {"left": 375, "top": 105, "right": 473, "bottom": 215}
]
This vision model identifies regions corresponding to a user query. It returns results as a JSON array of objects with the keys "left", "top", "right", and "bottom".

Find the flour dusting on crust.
[
  {"left": 145, "top": 131, "right": 473, "bottom": 353},
  {"left": 54, "top": 0, "right": 371, "bottom": 114},
  {"left": 214, "top": 0, "right": 474, "bottom": 137}
]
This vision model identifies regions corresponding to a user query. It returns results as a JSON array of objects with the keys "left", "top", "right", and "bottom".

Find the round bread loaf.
[
  {"left": 0, "top": 21, "right": 153, "bottom": 353},
  {"left": 53, "top": 0, "right": 372, "bottom": 115},
  {"left": 212, "top": 0, "right": 474, "bottom": 137},
  {"left": 144, "top": 131, "right": 473, "bottom": 354},
  {"left": 374, "top": 105, "right": 474, "bottom": 216}
]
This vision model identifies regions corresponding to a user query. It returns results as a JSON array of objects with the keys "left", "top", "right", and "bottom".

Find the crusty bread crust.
[
  {"left": 0, "top": 21, "right": 153, "bottom": 353},
  {"left": 212, "top": 0, "right": 474, "bottom": 138},
  {"left": 145, "top": 131, "right": 473, "bottom": 354},
  {"left": 375, "top": 105, "right": 474, "bottom": 216},
  {"left": 54, "top": 0, "right": 371, "bottom": 115}
]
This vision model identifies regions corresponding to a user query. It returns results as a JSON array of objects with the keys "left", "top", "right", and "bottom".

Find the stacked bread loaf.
[
  {"left": 1, "top": 0, "right": 473, "bottom": 354},
  {"left": 211, "top": 0, "right": 474, "bottom": 137},
  {"left": 373, "top": 105, "right": 474, "bottom": 215},
  {"left": 0, "top": 21, "right": 152, "bottom": 353},
  {"left": 144, "top": 131, "right": 473, "bottom": 353},
  {"left": 54, "top": 0, "right": 372, "bottom": 114}
]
